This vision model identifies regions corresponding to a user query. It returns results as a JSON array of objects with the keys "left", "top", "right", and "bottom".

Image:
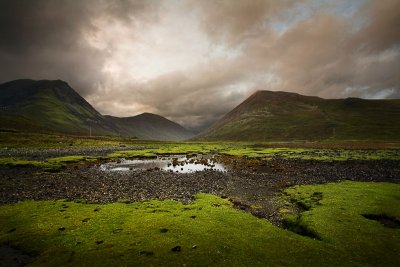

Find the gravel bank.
[{"left": 1, "top": 158, "right": 399, "bottom": 225}]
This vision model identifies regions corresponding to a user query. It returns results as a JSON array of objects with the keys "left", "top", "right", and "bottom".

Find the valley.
[
  {"left": 0, "top": 132, "right": 399, "bottom": 266},
  {"left": 0, "top": 80, "right": 193, "bottom": 141},
  {"left": 1, "top": 1, "right": 399, "bottom": 265},
  {"left": 1, "top": 80, "right": 399, "bottom": 266}
]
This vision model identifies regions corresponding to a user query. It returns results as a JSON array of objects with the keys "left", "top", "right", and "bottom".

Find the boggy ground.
[
  {"left": 1, "top": 149, "right": 399, "bottom": 226},
  {"left": 1, "top": 144, "right": 400, "bottom": 266}
]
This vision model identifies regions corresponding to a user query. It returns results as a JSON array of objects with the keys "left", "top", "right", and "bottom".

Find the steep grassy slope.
[
  {"left": 0, "top": 79, "right": 116, "bottom": 135},
  {"left": 196, "top": 90, "right": 400, "bottom": 141},
  {"left": 106, "top": 113, "right": 193, "bottom": 141}
]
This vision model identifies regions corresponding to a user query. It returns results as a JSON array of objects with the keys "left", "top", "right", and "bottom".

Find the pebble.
[{"left": 171, "top": 246, "right": 181, "bottom": 252}]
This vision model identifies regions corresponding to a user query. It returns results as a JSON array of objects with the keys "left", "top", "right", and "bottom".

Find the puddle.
[{"left": 100, "top": 155, "right": 227, "bottom": 173}]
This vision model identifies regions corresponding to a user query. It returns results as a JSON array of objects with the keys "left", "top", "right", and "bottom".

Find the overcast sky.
[{"left": 0, "top": 0, "right": 399, "bottom": 132}]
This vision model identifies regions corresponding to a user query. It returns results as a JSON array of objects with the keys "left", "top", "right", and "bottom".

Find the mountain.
[
  {"left": 195, "top": 90, "right": 400, "bottom": 141},
  {"left": 105, "top": 113, "right": 193, "bottom": 141},
  {"left": 0, "top": 79, "right": 193, "bottom": 140},
  {"left": 0, "top": 79, "right": 117, "bottom": 135}
]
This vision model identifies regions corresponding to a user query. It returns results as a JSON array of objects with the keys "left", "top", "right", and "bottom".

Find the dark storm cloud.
[
  {"left": 0, "top": 0, "right": 158, "bottom": 94},
  {"left": 0, "top": 0, "right": 399, "bottom": 131}
]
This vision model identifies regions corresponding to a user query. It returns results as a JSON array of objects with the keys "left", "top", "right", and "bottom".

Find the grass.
[
  {"left": 108, "top": 144, "right": 400, "bottom": 161},
  {"left": 1, "top": 132, "right": 400, "bottom": 173},
  {"left": 195, "top": 91, "right": 400, "bottom": 142},
  {"left": 104, "top": 143, "right": 400, "bottom": 161},
  {"left": 0, "top": 182, "right": 399, "bottom": 266},
  {"left": 0, "top": 157, "right": 58, "bottom": 170},
  {"left": 221, "top": 147, "right": 400, "bottom": 160},
  {"left": 1, "top": 142, "right": 400, "bottom": 172},
  {"left": 0, "top": 132, "right": 139, "bottom": 148},
  {"left": 281, "top": 181, "right": 400, "bottom": 266},
  {"left": 47, "top": 156, "right": 99, "bottom": 164},
  {"left": 1, "top": 132, "right": 400, "bottom": 162},
  {"left": 0, "top": 156, "right": 99, "bottom": 171}
]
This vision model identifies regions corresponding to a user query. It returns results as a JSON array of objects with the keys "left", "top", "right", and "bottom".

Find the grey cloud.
[
  {"left": 234, "top": 1, "right": 400, "bottom": 99},
  {"left": 92, "top": 59, "right": 252, "bottom": 131},
  {"left": 83, "top": 0, "right": 400, "bottom": 130},
  {"left": 0, "top": 0, "right": 399, "bottom": 132},
  {"left": 0, "top": 0, "right": 158, "bottom": 94},
  {"left": 352, "top": 0, "right": 400, "bottom": 52}
]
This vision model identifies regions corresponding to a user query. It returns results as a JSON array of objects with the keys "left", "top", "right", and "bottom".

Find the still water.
[{"left": 100, "top": 155, "right": 226, "bottom": 173}]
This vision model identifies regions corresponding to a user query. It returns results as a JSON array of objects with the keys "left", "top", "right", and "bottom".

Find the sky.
[{"left": 0, "top": 0, "right": 399, "bottom": 132}]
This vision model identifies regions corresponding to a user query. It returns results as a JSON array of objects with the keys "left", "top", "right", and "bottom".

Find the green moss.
[
  {"left": 2, "top": 135, "right": 400, "bottom": 164},
  {"left": 47, "top": 155, "right": 99, "bottom": 164},
  {"left": 0, "top": 132, "right": 139, "bottom": 148},
  {"left": 281, "top": 181, "right": 400, "bottom": 265},
  {"left": 279, "top": 208, "right": 290, "bottom": 214},
  {"left": 1, "top": 183, "right": 400, "bottom": 266},
  {"left": 0, "top": 155, "right": 104, "bottom": 172},
  {"left": 108, "top": 144, "right": 400, "bottom": 161},
  {"left": 221, "top": 147, "right": 400, "bottom": 161},
  {"left": 0, "top": 157, "right": 60, "bottom": 170},
  {"left": 107, "top": 150, "right": 157, "bottom": 158}
]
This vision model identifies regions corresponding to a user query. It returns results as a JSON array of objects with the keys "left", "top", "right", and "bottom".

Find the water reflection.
[{"left": 99, "top": 155, "right": 226, "bottom": 173}]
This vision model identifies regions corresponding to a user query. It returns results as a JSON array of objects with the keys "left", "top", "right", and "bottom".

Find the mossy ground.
[
  {"left": 2, "top": 140, "right": 400, "bottom": 171},
  {"left": 0, "top": 157, "right": 58, "bottom": 170},
  {"left": 2, "top": 132, "right": 400, "bottom": 160},
  {"left": 281, "top": 181, "right": 400, "bottom": 266},
  {"left": 219, "top": 147, "right": 400, "bottom": 160},
  {"left": 0, "top": 182, "right": 399, "bottom": 266},
  {"left": 0, "top": 132, "right": 140, "bottom": 148},
  {"left": 0, "top": 156, "right": 100, "bottom": 171}
]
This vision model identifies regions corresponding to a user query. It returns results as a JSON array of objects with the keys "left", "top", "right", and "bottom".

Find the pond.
[{"left": 99, "top": 155, "right": 227, "bottom": 173}]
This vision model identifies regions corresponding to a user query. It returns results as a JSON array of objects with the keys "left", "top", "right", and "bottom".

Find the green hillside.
[
  {"left": 196, "top": 90, "right": 400, "bottom": 141},
  {"left": 0, "top": 79, "right": 193, "bottom": 140},
  {"left": 0, "top": 79, "right": 116, "bottom": 135}
]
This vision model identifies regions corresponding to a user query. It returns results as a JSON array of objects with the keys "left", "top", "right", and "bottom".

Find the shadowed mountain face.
[
  {"left": 0, "top": 79, "right": 117, "bottom": 135},
  {"left": 105, "top": 113, "right": 193, "bottom": 141},
  {"left": 195, "top": 90, "right": 400, "bottom": 141},
  {"left": 0, "top": 79, "right": 193, "bottom": 141}
]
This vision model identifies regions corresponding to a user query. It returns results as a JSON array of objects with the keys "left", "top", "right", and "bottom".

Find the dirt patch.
[
  {"left": 362, "top": 214, "right": 400, "bottom": 228},
  {"left": 282, "top": 216, "right": 322, "bottom": 240},
  {"left": 0, "top": 244, "right": 36, "bottom": 267}
]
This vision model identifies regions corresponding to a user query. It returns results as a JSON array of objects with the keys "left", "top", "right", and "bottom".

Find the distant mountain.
[
  {"left": 0, "top": 79, "right": 193, "bottom": 140},
  {"left": 105, "top": 113, "right": 193, "bottom": 141},
  {"left": 195, "top": 90, "right": 400, "bottom": 141}
]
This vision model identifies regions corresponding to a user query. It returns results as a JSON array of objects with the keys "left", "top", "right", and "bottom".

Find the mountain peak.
[
  {"left": 250, "top": 90, "right": 311, "bottom": 99},
  {"left": 196, "top": 89, "right": 400, "bottom": 141},
  {"left": 0, "top": 78, "right": 115, "bottom": 135},
  {"left": 137, "top": 112, "right": 163, "bottom": 118},
  {"left": 0, "top": 79, "right": 193, "bottom": 140},
  {"left": 107, "top": 112, "right": 192, "bottom": 141}
]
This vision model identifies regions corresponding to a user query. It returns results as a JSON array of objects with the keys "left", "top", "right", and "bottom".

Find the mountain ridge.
[
  {"left": 0, "top": 79, "right": 192, "bottom": 141},
  {"left": 195, "top": 90, "right": 400, "bottom": 141},
  {"left": 105, "top": 113, "right": 193, "bottom": 141}
]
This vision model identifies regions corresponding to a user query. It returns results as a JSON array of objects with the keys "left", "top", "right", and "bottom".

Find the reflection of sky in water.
[{"left": 100, "top": 156, "right": 226, "bottom": 173}]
